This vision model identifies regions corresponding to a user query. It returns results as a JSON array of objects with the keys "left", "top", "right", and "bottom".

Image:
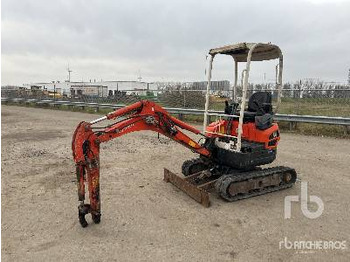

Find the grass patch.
[{"left": 278, "top": 122, "right": 350, "bottom": 138}]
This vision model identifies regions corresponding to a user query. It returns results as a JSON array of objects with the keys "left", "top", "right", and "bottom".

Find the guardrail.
[{"left": 2, "top": 97, "right": 350, "bottom": 126}]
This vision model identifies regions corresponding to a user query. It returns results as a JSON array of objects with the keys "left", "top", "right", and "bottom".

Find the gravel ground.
[{"left": 1, "top": 105, "right": 350, "bottom": 262}]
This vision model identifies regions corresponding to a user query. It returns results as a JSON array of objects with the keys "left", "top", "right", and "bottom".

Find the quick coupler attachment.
[{"left": 78, "top": 203, "right": 101, "bottom": 228}]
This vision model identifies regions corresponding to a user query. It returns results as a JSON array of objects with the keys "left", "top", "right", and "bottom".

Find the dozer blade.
[{"left": 164, "top": 168, "right": 215, "bottom": 207}]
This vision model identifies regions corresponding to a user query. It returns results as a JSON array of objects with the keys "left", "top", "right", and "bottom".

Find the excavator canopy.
[{"left": 209, "top": 42, "right": 282, "bottom": 62}]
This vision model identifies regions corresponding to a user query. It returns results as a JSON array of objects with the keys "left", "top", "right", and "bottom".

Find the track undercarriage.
[{"left": 164, "top": 158, "right": 297, "bottom": 207}]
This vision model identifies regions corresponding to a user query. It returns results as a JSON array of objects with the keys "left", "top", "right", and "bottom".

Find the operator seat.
[
  {"left": 242, "top": 92, "right": 272, "bottom": 121},
  {"left": 225, "top": 92, "right": 273, "bottom": 129},
  {"left": 224, "top": 91, "right": 273, "bottom": 119},
  {"left": 247, "top": 92, "right": 272, "bottom": 115},
  {"left": 247, "top": 92, "right": 273, "bottom": 130}
]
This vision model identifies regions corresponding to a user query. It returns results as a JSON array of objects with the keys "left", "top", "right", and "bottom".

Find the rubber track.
[
  {"left": 215, "top": 166, "right": 297, "bottom": 202},
  {"left": 182, "top": 158, "right": 207, "bottom": 176}
]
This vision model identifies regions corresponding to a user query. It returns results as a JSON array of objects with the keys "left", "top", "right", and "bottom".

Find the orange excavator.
[{"left": 72, "top": 43, "right": 297, "bottom": 227}]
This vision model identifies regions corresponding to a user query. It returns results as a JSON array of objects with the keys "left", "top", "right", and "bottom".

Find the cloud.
[{"left": 2, "top": 0, "right": 350, "bottom": 85}]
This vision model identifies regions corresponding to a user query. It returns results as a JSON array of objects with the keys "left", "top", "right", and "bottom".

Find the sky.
[{"left": 1, "top": 0, "right": 350, "bottom": 85}]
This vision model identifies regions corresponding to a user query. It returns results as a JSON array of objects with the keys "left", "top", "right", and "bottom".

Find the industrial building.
[
  {"left": 70, "top": 84, "right": 108, "bottom": 98},
  {"left": 21, "top": 80, "right": 156, "bottom": 97},
  {"left": 191, "top": 80, "right": 230, "bottom": 91},
  {"left": 4, "top": 79, "right": 232, "bottom": 98}
]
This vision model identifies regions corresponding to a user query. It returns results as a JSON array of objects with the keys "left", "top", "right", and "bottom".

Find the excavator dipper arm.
[{"left": 72, "top": 100, "right": 210, "bottom": 227}]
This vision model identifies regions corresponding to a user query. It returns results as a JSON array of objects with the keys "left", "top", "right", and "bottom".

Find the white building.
[
  {"left": 70, "top": 84, "right": 108, "bottom": 98},
  {"left": 23, "top": 80, "right": 158, "bottom": 97}
]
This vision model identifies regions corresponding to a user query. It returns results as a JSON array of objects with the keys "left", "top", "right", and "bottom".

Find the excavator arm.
[{"left": 72, "top": 100, "right": 210, "bottom": 227}]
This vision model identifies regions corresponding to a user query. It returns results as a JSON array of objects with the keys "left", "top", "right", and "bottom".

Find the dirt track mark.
[
  {"left": 39, "top": 169, "right": 75, "bottom": 191},
  {"left": 2, "top": 130, "right": 65, "bottom": 142}
]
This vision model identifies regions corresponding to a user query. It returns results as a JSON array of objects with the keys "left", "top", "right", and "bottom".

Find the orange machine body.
[{"left": 206, "top": 119, "right": 280, "bottom": 150}]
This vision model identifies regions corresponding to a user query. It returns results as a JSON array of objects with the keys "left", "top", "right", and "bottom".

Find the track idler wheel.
[{"left": 182, "top": 158, "right": 210, "bottom": 177}]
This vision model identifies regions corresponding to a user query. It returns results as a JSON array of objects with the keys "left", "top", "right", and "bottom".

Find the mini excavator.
[{"left": 72, "top": 43, "right": 297, "bottom": 227}]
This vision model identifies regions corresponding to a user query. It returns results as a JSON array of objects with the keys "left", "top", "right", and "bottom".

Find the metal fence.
[
  {"left": 2, "top": 97, "right": 350, "bottom": 127},
  {"left": 205, "top": 81, "right": 350, "bottom": 118},
  {"left": 2, "top": 80, "right": 350, "bottom": 119}
]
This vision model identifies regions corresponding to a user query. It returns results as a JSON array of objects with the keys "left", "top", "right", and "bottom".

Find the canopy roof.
[{"left": 209, "top": 42, "right": 282, "bottom": 62}]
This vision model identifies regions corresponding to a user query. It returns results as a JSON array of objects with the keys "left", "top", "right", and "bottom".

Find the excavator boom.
[{"left": 72, "top": 100, "right": 211, "bottom": 227}]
